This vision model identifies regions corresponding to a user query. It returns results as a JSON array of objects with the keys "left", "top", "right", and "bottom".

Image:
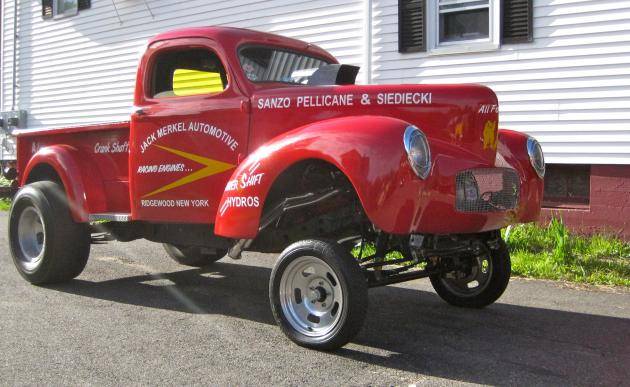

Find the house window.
[
  {"left": 56, "top": 0, "right": 78, "bottom": 17},
  {"left": 399, "top": 0, "right": 533, "bottom": 54},
  {"left": 42, "top": 0, "right": 91, "bottom": 20},
  {"left": 430, "top": 0, "right": 500, "bottom": 53},
  {"left": 543, "top": 165, "right": 591, "bottom": 208},
  {"left": 438, "top": 0, "right": 490, "bottom": 44}
]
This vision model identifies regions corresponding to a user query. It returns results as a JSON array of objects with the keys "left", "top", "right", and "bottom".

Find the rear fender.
[
  {"left": 214, "top": 116, "right": 413, "bottom": 239},
  {"left": 21, "top": 145, "right": 107, "bottom": 222}
]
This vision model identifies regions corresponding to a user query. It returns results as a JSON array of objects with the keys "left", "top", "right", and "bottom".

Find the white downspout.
[
  {"left": 1, "top": 0, "right": 5, "bottom": 111},
  {"left": 0, "top": 0, "right": 5, "bottom": 162},
  {"left": 11, "top": 0, "right": 18, "bottom": 111},
  {"left": 363, "top": 0, "right": 372, "bottom": 84}
]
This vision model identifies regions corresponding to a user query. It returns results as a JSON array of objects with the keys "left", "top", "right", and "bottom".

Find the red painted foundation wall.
[{"left": 541, "top": 165, "right": 630, "bottom": 240}]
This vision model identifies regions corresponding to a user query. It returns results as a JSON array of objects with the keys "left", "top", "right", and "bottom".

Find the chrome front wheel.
[
  {"left": 270, "top": 240, "right": 367, "bottom": 350},
  {"left": 279, "top": 256, "right": 344, "bottom": 338}
]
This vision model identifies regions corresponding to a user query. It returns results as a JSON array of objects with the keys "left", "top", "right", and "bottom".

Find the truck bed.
[{"left": 15, "top": 121, "right": 131, "bottom": 216}]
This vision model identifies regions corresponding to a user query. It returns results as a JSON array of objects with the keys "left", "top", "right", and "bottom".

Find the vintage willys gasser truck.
[{"left": 7, "top": 27, "right": 544, "bottom": 350}]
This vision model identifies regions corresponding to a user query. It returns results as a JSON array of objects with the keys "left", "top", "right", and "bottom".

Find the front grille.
[{"left": 456, "top": 168, "right": 520, "bottom": 212}]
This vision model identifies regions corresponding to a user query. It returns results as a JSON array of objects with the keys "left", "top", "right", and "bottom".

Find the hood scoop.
[{"left": 307, "top": 64, "right": 360, "bottom": 86}]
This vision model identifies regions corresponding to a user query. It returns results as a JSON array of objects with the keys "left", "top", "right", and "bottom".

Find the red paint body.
[{"left": 13, "top": 27, "right": 543, "bottom": 239}]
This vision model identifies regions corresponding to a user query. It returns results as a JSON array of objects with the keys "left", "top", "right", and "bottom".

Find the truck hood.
[{"left": 249, "top": 84, "right": 500, "bottom": 165}]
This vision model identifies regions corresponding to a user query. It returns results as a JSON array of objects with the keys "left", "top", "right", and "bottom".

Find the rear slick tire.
[
  {"left": 269, "top": 239, "right": 368, "bottom": 351},
  {"left": 8, "top": 181, "right": 91, "bottom": 285}
]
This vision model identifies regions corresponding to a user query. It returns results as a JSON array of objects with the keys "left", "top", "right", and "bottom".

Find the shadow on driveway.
[{"left": 46, "top": 261, "right": 630, "bottom": 385}]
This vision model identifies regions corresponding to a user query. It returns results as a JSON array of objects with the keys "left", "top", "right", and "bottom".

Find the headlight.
[
  {"left": 403, "top": 125, "right": 431, "bottom": 179},
  {"left": 527, "top": 137, "right": 545, "bottom": 178}
]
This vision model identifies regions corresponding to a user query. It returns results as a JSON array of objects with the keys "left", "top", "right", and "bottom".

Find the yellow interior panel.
[{"left": 172, "top": 69, "right": 224, "bottom": 96}]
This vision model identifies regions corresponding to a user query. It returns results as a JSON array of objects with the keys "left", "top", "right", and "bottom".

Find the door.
[{"left": 130, "top": 38, "right": 249, "bottom": 224}]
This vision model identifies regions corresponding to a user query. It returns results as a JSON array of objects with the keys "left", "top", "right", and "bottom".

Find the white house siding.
[
  {"left": 370, "top": 0, "right": 630, "bottom": 165},
  {"left": 3, "top": 0, "right": 630, "bottom": 165},
  {"left": 0, "top": 0, "right": 365, "bottom": 132}
]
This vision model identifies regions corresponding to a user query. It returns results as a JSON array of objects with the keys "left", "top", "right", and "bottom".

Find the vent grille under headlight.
[{"left": 456, "top": 168, "right": 520, "bottom": 213}]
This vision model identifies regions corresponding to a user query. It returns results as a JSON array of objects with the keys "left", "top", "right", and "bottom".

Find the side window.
[
  {"left": 42, "top": 0, "right": 91, "bottom": 20},
  {"left": 150, "top": 49, "right": 228, "bottom": 99}
]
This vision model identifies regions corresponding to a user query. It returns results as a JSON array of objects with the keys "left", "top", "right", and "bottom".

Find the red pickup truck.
[{"left": 7, "top": 27, "right": 544, "bottom": 350}]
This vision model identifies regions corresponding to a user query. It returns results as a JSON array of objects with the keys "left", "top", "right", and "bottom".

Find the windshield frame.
[{"left": 236, "top": 44, "right": 334, "bottom": 86}]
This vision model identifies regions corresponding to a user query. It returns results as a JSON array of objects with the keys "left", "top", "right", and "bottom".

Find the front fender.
[
  {"left": 21, "top": 145, "right": 106, "bottom": 222},
  {"left": 497, "top": 129, "right": 544, "bottom": 223},
  {"left": 214, "top": 116, "right": 413, "bottom": 238}
]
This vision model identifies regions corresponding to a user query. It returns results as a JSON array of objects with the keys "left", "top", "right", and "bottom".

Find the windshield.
[{"left": 239, "top": 46, "right": 331, "bottom": 85}]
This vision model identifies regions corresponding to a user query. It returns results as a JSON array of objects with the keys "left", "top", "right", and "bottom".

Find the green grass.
[
  {"left": 352, "top": 243, "right": 403, "bottom": 260},
  {"left": 0, "top": 175, "right": 13, "bottom": 211},
  {"left": 0, "top": 175, "right": 11, "bottom": 188},
  {"left": 0, "top": 198, "right": 10, "bottom": 211},
  {"left": 505, "top": 218, "right": 630, "bottom": 287}
]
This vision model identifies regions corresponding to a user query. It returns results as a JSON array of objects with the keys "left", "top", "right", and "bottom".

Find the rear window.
[
  {"left": 150, "top": 48, "right": 227, "bottom": 99},
  {"left": 239, "top": 46, "right": 330, "bottom": 85}
]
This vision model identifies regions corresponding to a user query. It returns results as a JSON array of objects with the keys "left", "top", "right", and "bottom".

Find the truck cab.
[{"left": 130, "top": 28, "right": 339, "bottom": 225}]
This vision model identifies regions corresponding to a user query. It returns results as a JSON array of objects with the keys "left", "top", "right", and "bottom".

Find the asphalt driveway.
[{"left": 1, "top": 212, "right": 629, "bottom": 385}]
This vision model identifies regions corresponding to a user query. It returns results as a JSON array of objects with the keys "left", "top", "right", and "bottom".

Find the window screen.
[{"left": 151, "top": 49, "right": 227, "bottom": 99}]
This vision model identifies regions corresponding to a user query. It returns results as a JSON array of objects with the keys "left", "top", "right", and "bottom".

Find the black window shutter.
[
  {"left": 42, "top": 0, "right": 53, "bottom": 19},
  {"left": 399, "top": 0, "right": 426, "bottom": 53},
  {"left": 78, "top": 0, "right": 91, "bottom": 11},
  {"left": 502, "top": 0, "right": 533, "bottom": 44}
]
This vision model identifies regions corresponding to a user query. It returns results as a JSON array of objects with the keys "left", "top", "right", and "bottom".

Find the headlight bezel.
[
  {"left": 403, "top": 125, "right": 431, "bottom": 180},
  {"left": 526, "top": 137, "right": 545, "bottom": 178}
]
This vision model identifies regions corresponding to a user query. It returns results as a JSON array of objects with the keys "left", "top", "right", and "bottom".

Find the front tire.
[
  {"left": 269, "top": 240, "right": 368, "bottom": 351},
  {"left": 163, "top": 244, "right": 226, "bottom": 267},
  {"left": 8, "top": 181, "right": 91, "bottom": 284},
  {"left": 429, "top": 239, "right": 511, "bottom": 308}
]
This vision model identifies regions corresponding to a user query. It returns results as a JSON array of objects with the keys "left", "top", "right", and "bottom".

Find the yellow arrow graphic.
[{"left": 142, "top": 145, "right": 236, "bottom": 198}]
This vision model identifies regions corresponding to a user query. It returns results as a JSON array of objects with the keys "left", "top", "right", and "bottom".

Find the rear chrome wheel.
[
  {"left": 16, "top": 206, "right": 46, "bottom": 271},
  {"left": 270, "top": 240, "right": 367, "bottom": 350}
]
